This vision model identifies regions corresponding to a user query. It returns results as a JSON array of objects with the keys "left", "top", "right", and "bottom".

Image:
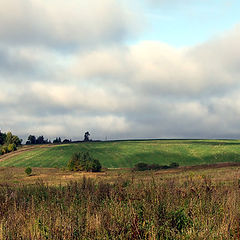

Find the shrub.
[
  {"left": 134, "top": 162, "right": 180, "bottom": 171},
  {"left": 169, "top": 162, "right": 179, "bottom": 168},
  {"left": 7, "top": 143, "right": 17, "bottom": 153},
  {"left": 148, "top": 163, "right": 162, "bottom": 170},
  {"left": 1, "top": 146, "right": 8, "bottom": 155},
  {"left": 25, "top": 167, "right": 32, "bottom": 176},
  {"left": 134, "top": 162, "right": 149, "bottom": 171},
  {"left": 68, "top": 151, "right": 102, "bottom": 172}
]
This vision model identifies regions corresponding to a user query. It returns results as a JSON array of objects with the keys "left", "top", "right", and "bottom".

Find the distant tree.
[
  {"left": 36, "top": 136, "right": 44, "bottom": 144},
  {"left": 12, "top": 135, "right": 22, "bottom": 146},
  {"left": 4, "top": 132, "right": 22, "bottom": 146},
  {"left": 53, "top": 137, "right": 61, "bottom": 144},
  {"left": 6, "top": 132, "right": 13, "bottom": 144},
  {"left": 84, "top": 132, "right": 90, "bottom": 142},
  {"left": 63, "top": 139, "right": 70, "bottom": 143},
  {"left": 27, "top": 135, "right": 36, "bottom": 145},
  {"left": 0, "top": 130, "right": 21, "bottom": 155},
  {"left": 0, "top": 131, "right": 6, "bottom": 145}
]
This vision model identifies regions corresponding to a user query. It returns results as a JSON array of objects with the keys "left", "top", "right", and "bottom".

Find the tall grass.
[{"left": 0, "top": 173, "right": 239, "bottom": 239}]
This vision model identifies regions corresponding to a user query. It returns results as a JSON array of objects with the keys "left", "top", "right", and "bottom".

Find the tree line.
[
  {"left": 26, "top": 131, "right": 91, "bottom": 145},
  {"left": 0, "top": 130, "right": 92, "bottom": 157},
  {"left": 26, "top": 135, "right": 72, "bottom": 145},
  {"left": 0, "top": 130, "right": 22, "bottom": 155}
]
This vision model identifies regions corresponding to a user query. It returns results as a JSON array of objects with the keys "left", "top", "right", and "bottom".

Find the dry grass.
[
  {"left": 0, "top": 165, "right": 239, "bottom": 239},
  {"left": 0, "top": 162, "right": 240, "bottom": 186}
]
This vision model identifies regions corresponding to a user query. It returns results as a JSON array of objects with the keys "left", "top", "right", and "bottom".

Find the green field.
[{"left": 1, "top": 139, "right": 240, "bottom": 168}]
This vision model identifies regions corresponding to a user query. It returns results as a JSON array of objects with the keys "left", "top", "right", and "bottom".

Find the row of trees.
[
  {"left": 26, "top": 135, "right": 72, "bottom": 145},
  {"left": 26, "top": 131, "right": 90, "bottom": 145},
  {"left": 26, "top": 135, "right": 51, "bottom": 145},
  {"left": 0, "top": 131, "right": 22, "bottom": 155}
]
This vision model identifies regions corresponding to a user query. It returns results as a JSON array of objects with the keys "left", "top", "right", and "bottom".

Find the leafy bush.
[
  {"left": 134, "top": 162, "right": 149, "bottom": 171},
  {"left": 25, "top": 167, "right": 32, "bottom": 176},
  {"left": 1, "top": 146, "right": 8, "bottom": 155},
  {"left": 7, "top": 143, "right": 17, "bottom": 152},
  {"left": 169, "top": 162, "right": 179, "bottom": 168},
  {"left": 68, "top": 151, "right": 101, "bottom": 172}
]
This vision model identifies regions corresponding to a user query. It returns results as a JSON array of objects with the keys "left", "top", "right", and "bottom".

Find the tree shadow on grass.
[
  {"left": 188, "top": 141, "right": 240, "bottom": 146},
  {"left": 124, "top": 150, "right": 240, "bottom": 168}
]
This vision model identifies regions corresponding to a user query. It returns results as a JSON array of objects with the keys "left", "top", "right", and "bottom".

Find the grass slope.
[{"left": 1, "top": 139, "right": 240, "bottom": 168}]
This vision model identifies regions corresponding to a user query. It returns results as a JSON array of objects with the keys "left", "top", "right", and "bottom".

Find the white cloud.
[
  {"left": 72, "top": 29, "right": 240, "bottom": 98},
  {"left": 1, "top": 3, "right": 240, "bottom": 140},
  {"left": 0, "top": 0, "right": 137, "bottom": 50}
]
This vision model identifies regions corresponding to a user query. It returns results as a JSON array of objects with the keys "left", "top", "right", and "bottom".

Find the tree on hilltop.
[
  {"left": 53, "top": 137, "right": 61, "bottom": 144},
  {"left": 84, "top": 132, "right": 90, "bottom": 142},
  {"left": 27, "top": 135, "right": 36, "bottom": 145},
  {"left": 0, "top": 131, "right": 6, "bottom": 145}
]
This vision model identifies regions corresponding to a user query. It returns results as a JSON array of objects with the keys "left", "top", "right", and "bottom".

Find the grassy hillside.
[{"left": 0, "top": 139, "right": 240, "bottom": 168}]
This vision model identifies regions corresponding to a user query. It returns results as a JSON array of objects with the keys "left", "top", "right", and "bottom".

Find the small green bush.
[
  {"left": 25, "top": 167, "right": 32, "bottom": 176},
  {"left": 134, "top": 162, "right": 149, "bottom": 171},
  {"left": 134, "top": 162, "right": 180, "bottom": 171},
  {"left": 169, "top": 162, "right": 179, "bottom": 168}
]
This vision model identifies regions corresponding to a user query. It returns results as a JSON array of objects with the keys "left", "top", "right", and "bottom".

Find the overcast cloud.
[{"left": 1, "top": 0, "right": 240, "bottom": 141}]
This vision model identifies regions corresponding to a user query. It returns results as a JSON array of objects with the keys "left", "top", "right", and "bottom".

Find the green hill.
[{"left": 0, "top": 139, "right": 240, "bottom": 168}]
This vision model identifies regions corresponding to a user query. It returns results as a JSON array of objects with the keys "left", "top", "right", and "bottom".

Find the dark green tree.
[
  {"left": 68, "top": 151, "right": 101, "bottom": 172},
  {"left": 84, "top": 132, "right": 90, "bottom": 142},
  {"left": 6, "top": 132, "right": 13, "bottom": 144},
  {"left": 53, "top": 137, "right": 61, "bottom": 144},
  {"left": 12, "top": 135, "right": 22, "bottom": 146},
  {"left": 36, "top": 136, "right": 44, "bottom": 144},
  {"left": 27, "top": 135, "right": 36, "bottom": 144},
  {"left": 0, "top": 131, "right": 6, "bottom": 145}
]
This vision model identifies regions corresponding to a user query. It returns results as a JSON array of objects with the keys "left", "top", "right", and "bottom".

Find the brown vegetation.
[{"left": 0, "top": 165, "right": 239, "bottom": 239}]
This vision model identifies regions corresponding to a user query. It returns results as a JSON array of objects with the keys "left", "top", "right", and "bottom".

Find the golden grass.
[
  {"left": 0, "top": 163, "right": 239, "bottom": 187},
  {"left": 0, "top": 164, "right": 239, "bottom": 239}
]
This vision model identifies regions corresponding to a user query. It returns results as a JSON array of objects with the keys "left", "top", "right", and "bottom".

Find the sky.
[{"left": 1, "top": 0, "right": 240, "bottom": 141}]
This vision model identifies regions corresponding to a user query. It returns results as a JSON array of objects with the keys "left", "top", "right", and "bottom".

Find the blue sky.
[
  {"left": 1, "top": 0, "right": 240, "bottom": 140},
  {"left": 129, "top": 0, "right": 240, "bottom": 46}
]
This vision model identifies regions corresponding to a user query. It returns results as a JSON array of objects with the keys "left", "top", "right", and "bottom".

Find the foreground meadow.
[{"left": 0, "top": 165, "right": 239, "bottom": 239}]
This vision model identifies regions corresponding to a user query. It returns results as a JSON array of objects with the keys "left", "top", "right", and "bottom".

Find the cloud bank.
[{"left": 0, "top": 0, "right": 240, "bottom": 141}]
